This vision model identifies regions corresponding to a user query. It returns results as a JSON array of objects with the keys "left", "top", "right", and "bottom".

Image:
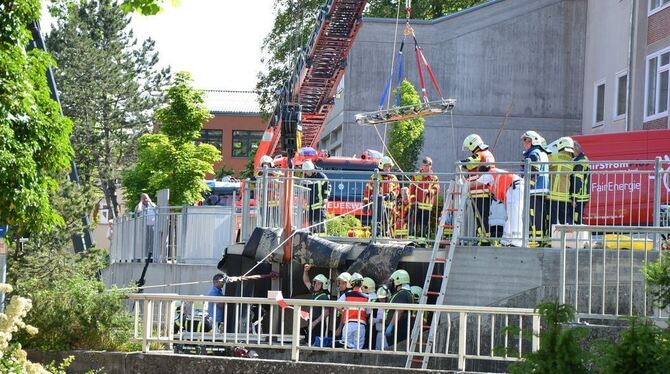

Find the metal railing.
[
  {"left": 129, "top": 293, "right": 540, "bottom": 371},
  {"left": 556, "top": 225, "right": 669, "bottom": 321},
  {"left": 250, "top": 158, "right": 670, "bottom": 247},
  {"left": 110, "top": 206, "right": 237, "bottom": 263}
]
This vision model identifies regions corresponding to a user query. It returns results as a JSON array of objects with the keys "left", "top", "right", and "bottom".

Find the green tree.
[
  {"left": 593, "top": 317, "right": 670, "bottom": 374},
  {"left": 0, "top": 1, "right": 74, "bottom": 245},
  {"left": 122, "top": 72, "right": 221, "bottom": 205},
  {"left": 387, "top": 79, "right": 424, "bottom": 171},
  {"left": 46, "top": 0, "right": 170, "bottom": 219},
  {"left": 507, "top": 300, "right": 590, "bottom": 374},
  {"left": 643, "top": 254, "right": 670, "bottom": 309},
  {"left": 257, "top": 0, "right": 486, "bottom": 116}
]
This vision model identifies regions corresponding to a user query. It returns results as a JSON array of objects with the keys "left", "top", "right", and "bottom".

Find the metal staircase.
[{"left": 406, "top": 178, "right": 469, "bottom": 369}]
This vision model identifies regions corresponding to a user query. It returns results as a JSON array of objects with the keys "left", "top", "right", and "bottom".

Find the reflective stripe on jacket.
[
  {"left": 522, "top": 146, "right": 550, "bottom": 194},
  {"left": 409, "top": 174, "right": 440, "bottom": 210},
  {"left": 548, "top": 151, "right": 574, "bottom": 202},
  {"left": 466, "top": 149, "right": 495, "bottom": 197},
  {"left": 571, "top": 153, "right": 590, "bottom": 202}
]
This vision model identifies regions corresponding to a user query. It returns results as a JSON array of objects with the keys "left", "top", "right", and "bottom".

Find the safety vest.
[
  {"left": 522, "top": 146, "right": 550, "bottom": 194},
  {"left": 410, "top": 174, "right": 440, "bottom": 210},
  {"left": 487, "top": 169, "right": 519, "bottom": 203},
  {"left": 571, "top": 153, "right": 590, "bottom": 202},
  {"left": 466, "top": 149, "right": 495, "bottom": 197},
  {"left": 313, "top": 291, "right": 330, "bottom": 301},
  {"left": 364, "top": 174, "right": 399, "bottom": 209},
  {"left": 343, "top": 289, "right": 368, "bottom": 324},
  {"left": 548, "top": 151, "right": 574, "bottom": 202}
]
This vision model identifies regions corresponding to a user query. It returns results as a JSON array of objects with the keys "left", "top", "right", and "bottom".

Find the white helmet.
[
  {"left": 378, "top": 156, "right": 394, "bottom": 169},
  {"left": 555, "top": 137, "right": 575, "bottom": 153},
  {"left": 462, "top": 134, "right": 488, "bottom": 152},
  {"left": 336, "top": 272, "right": 351, "bottom": 288},
  {"left": 302, "top": 160, "right": 315, "bottom": 171},
  {"left": 260, "top": 155, "right": 274, "bottom": 167},
  {"left": 521, "top": 131, "right": 543, "bottom": 146}
]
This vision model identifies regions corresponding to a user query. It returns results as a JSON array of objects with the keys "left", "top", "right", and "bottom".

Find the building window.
[
  {"left": 614, "top": 71, "right": 628, "bottom": 120},
  {"left": 232, "top": 130, "right": 263, "bottom": 157},
  {"left": 594, "top": 80, "right": 605, "bottom": 126},
  {"left": 198, "top": 129, "right": 223, "bottom": 152},
  {"left": 649, "top": 0, "right": 670, "bottom": 14},
  {"left": 645, "top": 49, "right": 670, "bottom": 121}
]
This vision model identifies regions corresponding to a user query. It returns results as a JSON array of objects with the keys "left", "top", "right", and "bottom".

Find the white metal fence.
[
  {"left": 556, "top": 225, "right": 669, "bottom": 321},
  {"left": 110, "top": 206, "right": 237, "bottom": 263},
  {"left": 250, "top": 159, "right": 670, "bottom": 247},
  {"left": 129, "top": 293, "right": 540, "bottom": 371}
]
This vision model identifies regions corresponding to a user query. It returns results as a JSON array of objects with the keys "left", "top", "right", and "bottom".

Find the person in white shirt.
[{"left": 135, "top": 193, "right": 156, "bottom": 258}]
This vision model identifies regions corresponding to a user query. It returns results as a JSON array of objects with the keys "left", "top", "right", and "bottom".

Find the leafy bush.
[
  {"left": 507, "top": 300, "right": 590, "bottom": 374},
  {"left": 643, "top": 254, "right": 670, "bottom": 309},
  {"left": 325, "top": 213, "right": 361, "bottom": 237},
  {"left": 593, "top": 317, "right": 670, "bottom": 374},
  {"left": 17, "top": 273, "right": 135, "bottom": 352}
]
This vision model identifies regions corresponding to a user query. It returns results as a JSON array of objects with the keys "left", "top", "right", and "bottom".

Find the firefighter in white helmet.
[
  {"left": 301, "top": 160, "right": 331, "bottom": 233},
  {"left": 521, "top": 130, "right": 551, "bottom": 246},
  {"left": 363, "top": 156, "right": 399, "bottom": 237},
  {"left": 302, "top": 264, "right": 331, "bottom": 344},
  {"left": 373, "top": 285, "right": 389, "bottom": 350},
  {"left": 462, "top": 134, "right": 496, "bottom": 245},
  {"left": 548, "top": 137, "right": 576, "bottom": 226},
  {"left": 338, "top": 272, "right": 369, "bottom": 349}
]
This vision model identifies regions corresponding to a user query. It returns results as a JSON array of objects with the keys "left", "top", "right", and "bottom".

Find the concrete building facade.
[
  {"left": 318, "top": 0, "right": 587, "bottom": 172},
  {"left": 582, "top": 0, "right": 670, "bottom": 134}
]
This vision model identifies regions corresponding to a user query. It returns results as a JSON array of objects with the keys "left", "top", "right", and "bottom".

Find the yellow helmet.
[
  {"left": 555, "top": 137, "right": 575, "bottom": 153},
  {"left": 376, "top": 286, "right": 389, "bottom": 299},
  {"left": 389, "top": 269, "right": 410, "bottom": 286},
  {"left": 362, "top": 277, "right": 376, "bottom": 294},
  {"left": 312, "top": 274, "right": 329, "bottom": 290},
  {"left": 410, "top": 286, "right": 423, "bottom": 302},
  {"left": 349, "top": 272, "right": 364, "bottom": 287},
  {"left": 463, "top": 134, "right": 488, "bottom": 152}
]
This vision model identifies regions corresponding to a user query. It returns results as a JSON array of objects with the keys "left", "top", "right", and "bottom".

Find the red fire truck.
[{"left": 573, "top": 129, "right": 670, "bottom": 226}]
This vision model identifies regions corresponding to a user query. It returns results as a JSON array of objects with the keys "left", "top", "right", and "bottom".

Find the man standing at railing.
[
  {"left": 206, "top": 273, "right": 226, "bottom": 330},
  {"left": 571, "top": 141, "right": 590, "bottom": 225},
  {"left": 340, "top": 272, "right": 369, "bottom": 349},
  {"left": 302, "top": 264, "right": 331, "bottom": 345},
  {"left": 409, "top": 157, "right": 440, "bottom": 240},
  {"left": 548, "top": 137, "right": 576, "bottom": 227},
  {"left": 301, "top": 160, "right": 331, "bottom": 233},
  {"left": 135, "top": 193, "right": 156, "bottom": 258},
  {"left": 462, "top": 135, "right": 496, "bottom": 245},
  {"left": 521, "top": 131, "right": 551, "bottom": 247},
  {"left": 385, "top": 269, "right": 414, "bottom": 350},
  {"left": 363, "top": 157, "right": 399, "bottom": 237}
]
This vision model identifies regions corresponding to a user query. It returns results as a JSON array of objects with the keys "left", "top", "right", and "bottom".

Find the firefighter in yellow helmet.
[
  {"left": 462, "top": 134, "right": 496, "bottom": 245},
  {"left": 301, "top": 160, "right": 331, "bottom": 233},
  {"left": 302, "top": 264, "right": 331, "bottom": 344},
  {"left": 385, "top": 269, "right": 413, "bottom": 349},
  {"left": 363, "top": 156, "right": 399, "bottom": 237},
  {"left": 570, "top": 140, "right": 590, "bottom": 224}
]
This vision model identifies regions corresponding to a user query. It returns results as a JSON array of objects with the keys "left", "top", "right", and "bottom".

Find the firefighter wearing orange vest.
[
  {"left": 409, "top": 157, "right": 440, "bottom": 239},
  {"left": 340, "top": 273, "right": 369, "bottom": 349},
  {"left": 462, "top": 134, "right": 496, "bottom": 245},
  {"left": 470, "top": 166, "right": 524, "bottom": 247},
  {"left": 363, "top": 157, "right": 399, "bottom": 237},
  {"left": 393, "top": 187, "right": 412, "bottom": 238}
]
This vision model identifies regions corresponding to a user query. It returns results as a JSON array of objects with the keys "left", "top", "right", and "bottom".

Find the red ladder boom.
[{"left": 255, "top": 0, "right": 367, "bottom": 167}]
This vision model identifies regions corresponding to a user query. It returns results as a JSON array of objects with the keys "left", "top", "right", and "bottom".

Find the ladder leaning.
[{"left": 405, "top": 177, "right": 469, "bottom": 369}]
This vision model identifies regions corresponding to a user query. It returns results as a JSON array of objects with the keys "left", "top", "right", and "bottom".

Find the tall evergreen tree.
[{"left": 46, "top": 0, "right": 170, "bottom": 218}]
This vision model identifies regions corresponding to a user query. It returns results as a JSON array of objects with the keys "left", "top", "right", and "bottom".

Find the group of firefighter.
[
  {"left": 258, "top": 129, "right": 591, "bottom": 245},
  {"left": 463, "top": 131, "right": 591, "bottom": 247},
  {"left": 303, "top": 264, "right": 424, "bottom": 350}
]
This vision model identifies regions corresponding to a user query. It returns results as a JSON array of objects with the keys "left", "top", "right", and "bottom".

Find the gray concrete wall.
[{"left": 320, "top": 0, "right": 586, "bottom": 172}]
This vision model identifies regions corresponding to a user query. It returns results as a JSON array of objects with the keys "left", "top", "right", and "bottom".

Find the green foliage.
[
  {"left": 325, "top": 213, "right": 361, "bottom": 236},
  {"left": 47, "top": 0, "right": 170, "bottom": 217},
  {"left": 215, "top": 163, "right": 237, "bottom": 179},
  {"left": 593, "top": 317, "right": 670, "bottom": 374},
  {"left": 122, "top": 72, "right": 221, "bottom": 206},
  {"left": 508, "top": 300, "right": 590, "bottom": 374},
  {"left": 643, "top": 254, "right": 670, "bottom": 309},
  {"left": 241, "top": 148, "right": 258, "bottom": 179},
  {"left": 0, "top": 0, "right": 74, "bottom": 238},
  {"left": 18, "top": 272, "right": 136, "bottom": 351},
  {"left": 366, "top": 0, "right": 487, "bottom": 19},
  {"left": 388, "top": 80, "right": 424, "bottom": 171},
  {"left": 120, "top": 0, "right": 164, "bottom": 15}
]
